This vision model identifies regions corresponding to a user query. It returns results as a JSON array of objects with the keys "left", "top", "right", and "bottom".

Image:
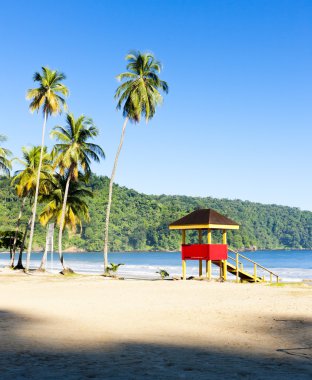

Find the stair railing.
[
  {"left": 227, "top": 255, "right": 244, "bottom": 270},
  {"left": 228, "top": 248, "right": 279, "bottom": 283}
]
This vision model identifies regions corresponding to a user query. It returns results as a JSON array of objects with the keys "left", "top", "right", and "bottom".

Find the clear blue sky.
[{"left": 1, "top": 0, "right": 311, "bottom": 210}]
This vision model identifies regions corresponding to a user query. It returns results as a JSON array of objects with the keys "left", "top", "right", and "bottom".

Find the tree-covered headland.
[{"left": 1, "top": 174, "right": 311, "bottom": 252}]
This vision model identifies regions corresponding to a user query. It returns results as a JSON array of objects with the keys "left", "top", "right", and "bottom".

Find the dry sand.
[{"left": 0, "top": 270, "right": 311, "bottom": 379}]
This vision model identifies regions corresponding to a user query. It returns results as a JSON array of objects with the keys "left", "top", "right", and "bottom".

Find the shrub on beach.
[
  {"left": 105, "top": 262, "right": 124, "bottom": 277},
  {"left": 156, "top": 269, "right": 169, "bottom": 280}
]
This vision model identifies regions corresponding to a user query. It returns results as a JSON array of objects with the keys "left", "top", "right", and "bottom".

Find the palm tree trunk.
[
  {"left": 58, "top": 173, "right": 71, "bottom": 270},
  {"left": 39, "top": 241, "right": 48, "bottom": 271},
  {"left": 15, "top": 216, "right": 31, "bottom": 270},
  {"left": 26, "top": 111, "right": 47, "bottom": 271},
  {"left": 103, "top": 117, "right": 129, "bottom": 272},
  {"left": 10, "top": 197, "right": 26, "bottom": 267}
]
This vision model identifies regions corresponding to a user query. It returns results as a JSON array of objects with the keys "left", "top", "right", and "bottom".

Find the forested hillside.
[{"left": 1, "top": 175, "right": 311, "bottom": 251}]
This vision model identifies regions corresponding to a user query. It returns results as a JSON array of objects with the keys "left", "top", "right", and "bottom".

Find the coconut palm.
[
  {"left": 51, "top": 113, "right": 104, "bottom": 270},
  {"left": 25, "top": 66, "right": 68, "bottom": 271},
  {"left": 13, "top": 146, "right": 52, "bottom": 197},
  {"left": 39, "top": 173, "right": 93, "bottom": 270},
  {"left": 103, "top": 51, "right": 169, "bottom": 271},
  {"left": 0, "top": 135, "right": 12, "bottom": 176},
  {"left": 10, "top": 146, "right": 52, "bottom": 268}
]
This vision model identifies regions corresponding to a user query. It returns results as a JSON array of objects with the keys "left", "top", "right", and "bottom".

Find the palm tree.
[
  {"left": 103, "top": 51, "right": 169, "bottom": 271},
  {"left": 25, "top": 67, "right": 68, "bottom": 271},
  {"left": 39, "top": 173, "right": 92, "bottom": 270},
  {"left": 10, "top": 146, "right": 52, "bottom": 268},
  {"left": 0, "top": 135, "right": 12, "bottom": 176},
  {"left": 51, "top": 113, "right": 105, "bottom": 270}
]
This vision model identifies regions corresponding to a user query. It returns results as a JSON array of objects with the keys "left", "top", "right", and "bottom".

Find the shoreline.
[
  {"left": 1, "top": 248, "right": 311, "bottom": 254},
  {"left": 1, "top": 250, "right": 311, "bottom": 283}
]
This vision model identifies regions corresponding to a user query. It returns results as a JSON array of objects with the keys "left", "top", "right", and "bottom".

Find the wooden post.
[
  {"left": 222, "top": 230, "right": 227, "bottom": 244},
  {"left": 254, "top": 263, "right": 257, "bottom": 281},
  {"left": 182, "top": 260, "right": 186, "bottom": 280},
  {"left": 222, "top": 230, "right": 227, "bottom": 280},
  {"left": 198, "top": 229, "right": 202, "bottom": 277},
  {"left": 206, "top": 229, "right": 212, "bottom": 279},
  {"left": 199, "top": 260, "right": 203, "bottom": 277},
  {"left": 236, "top": 252, "right": 239, "bottom": 283},
  {"left": 182, "top": 230, "right": 186, "bottom": 280},
  {"left": 223, "top": 260, "right": 227, "bottom": 281},
  {"left": 198, "top": 230, "right": 202, "bottom": 243},
  {"left": 207, "top": 229, "right": 212, "bottom": 244},
  {"left": 206, "top": 260, "right": 212, "bottom": 280}
]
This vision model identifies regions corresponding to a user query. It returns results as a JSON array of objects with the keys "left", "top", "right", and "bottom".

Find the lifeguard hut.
[{"left": 169, "top": 208, "right": 279, "bottom": 283}]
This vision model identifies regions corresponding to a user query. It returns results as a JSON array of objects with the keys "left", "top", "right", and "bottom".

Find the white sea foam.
[{"left": 1, "top": 254, "right": 312, "bottom": 282}]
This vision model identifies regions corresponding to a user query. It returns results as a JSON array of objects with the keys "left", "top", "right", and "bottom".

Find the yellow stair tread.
[{"left": 212, "top": 260, "right": 262, "bottom": 282}]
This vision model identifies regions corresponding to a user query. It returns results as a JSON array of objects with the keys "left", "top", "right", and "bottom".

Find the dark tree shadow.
[
  {"left": 0, "top": 310, "right": 311, "bottom": 379},
  {"left": 277, "top": 347, "right": 312, "bottom": 361}
]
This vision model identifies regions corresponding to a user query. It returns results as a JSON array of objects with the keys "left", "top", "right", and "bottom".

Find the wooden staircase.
[{"left": 213, "top": 249, "right": 279, "bottom": 283}]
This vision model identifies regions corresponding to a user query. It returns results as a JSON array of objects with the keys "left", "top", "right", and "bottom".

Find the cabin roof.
[{"left": 169, "top": 209, "right": 240, "bottom": 230}]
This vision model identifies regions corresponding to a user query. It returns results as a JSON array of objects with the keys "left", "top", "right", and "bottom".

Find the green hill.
[{"left": 1, "top": 175, "right": 311, "bottom": 251}]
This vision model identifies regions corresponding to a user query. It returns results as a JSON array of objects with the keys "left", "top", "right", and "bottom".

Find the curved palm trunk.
[
  {"left": 103, "top": 117, "right": 129, "bottom": 272},
  {"left": 15, "top": 216, "right": 32, "bottom": 270},
  {"left": 58, "top": 173, "right": 71, "bottom": 270},
  {"left": 10, "top": 197, "right": 26, "bottom": 267},
  {"left": 39, "top": 243, "right": 48, "bottom": 271},
  {"left": 26, "top": 112, "right": 47, "bottom": 271}
]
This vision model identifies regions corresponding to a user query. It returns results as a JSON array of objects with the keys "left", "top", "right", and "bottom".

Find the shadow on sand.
[{"left": 0, "top": 309, "right": 311, "bottom": 379}]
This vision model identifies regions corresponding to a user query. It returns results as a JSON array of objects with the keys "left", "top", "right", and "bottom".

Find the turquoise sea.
[{"left": 1, "top": 250, "right": 312, "bottom": 282}]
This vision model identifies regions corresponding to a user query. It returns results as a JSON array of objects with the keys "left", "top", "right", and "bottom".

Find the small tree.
[
  {"left": 105, "top": 262, "right": 124, "bottom": 277},
  {"left": 156, "top": 269, "right": 169, "bottom": 280}
]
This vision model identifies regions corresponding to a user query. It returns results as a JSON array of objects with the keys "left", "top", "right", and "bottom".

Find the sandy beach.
[{"left": 0, "top": 271, "right": 311, "bottom": 379}]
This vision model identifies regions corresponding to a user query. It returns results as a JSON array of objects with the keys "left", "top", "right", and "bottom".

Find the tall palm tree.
[
  {"left": 25, "top": 66, "right": 68, "bottom": 271},
  {"left": 0, "top": 135, "right": 12, "bottom": 176},
  {"left": 39, "top": 173, "right": 92, "bottom": 270},
  {"left": 103, "top": 51, "right": 169, "bottom": 271},
  {"left": 51, "top": 113, "right": 105, "bottom": 270},
  {"left": 10, "top": 146, "right": 52, "bottom": 267}
]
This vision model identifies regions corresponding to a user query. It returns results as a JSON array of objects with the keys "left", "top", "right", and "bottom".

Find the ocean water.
[{"left": 0, "top": 250, "right": 311, "bottom": 282}]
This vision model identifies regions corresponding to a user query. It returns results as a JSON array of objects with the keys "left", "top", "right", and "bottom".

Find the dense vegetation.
[{"left": 1, "top": 174, "right": 311, "bottom": 252}]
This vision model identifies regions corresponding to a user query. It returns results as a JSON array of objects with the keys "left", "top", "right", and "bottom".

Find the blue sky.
[{"left": 1, "top": 0, "right": 311, "bottom": 210}]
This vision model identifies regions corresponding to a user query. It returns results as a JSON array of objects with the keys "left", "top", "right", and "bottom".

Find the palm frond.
[
  {"left": 50, "top": 113, "right": 104, "bottom": 181},
  {"left": 115, "top": 50, "right": 168, "bottom": 122},
  {"left": 27, "top": 66, "right": 68, "bottom": 116}
]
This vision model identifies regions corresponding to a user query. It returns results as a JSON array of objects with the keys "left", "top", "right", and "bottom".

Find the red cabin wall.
[{"left": 182, "top": 244, "right": 228, "bottom": 260}]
